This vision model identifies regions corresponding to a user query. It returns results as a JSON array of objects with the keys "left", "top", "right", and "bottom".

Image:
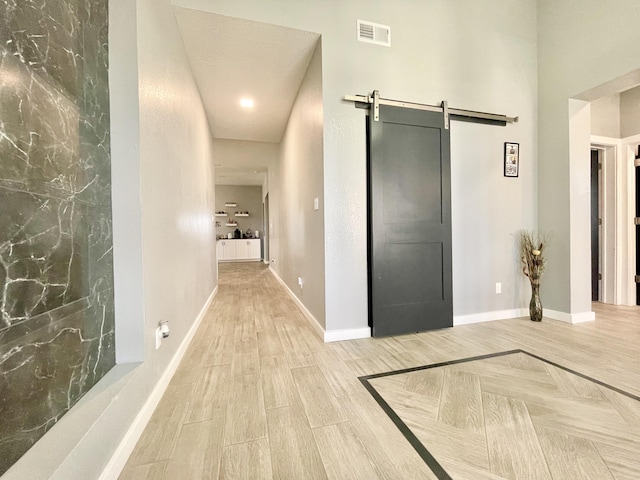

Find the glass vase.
[{"left": 529, "top": 282, "right": 542, "bottom": 322}]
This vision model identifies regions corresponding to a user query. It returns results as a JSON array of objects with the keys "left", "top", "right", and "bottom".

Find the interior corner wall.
[
  {"left": 172, "top": 0, "right": 538, "bottom": 331},
  {"left": 538, "top": 0, "right": 640, "bottom": 315},
  {"left": 274, "top": 40, "right": 326, "bottom": 328}
]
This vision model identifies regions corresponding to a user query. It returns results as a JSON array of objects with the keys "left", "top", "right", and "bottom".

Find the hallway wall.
[
  {"left": 0, "top": 0, "right": 115, "bottom": 474},
  {"left": 137, "top": 0, "right": 217, "bottom": 362},
  {"left": 274, "top": 40, "right": 326, "bottom": 328}
]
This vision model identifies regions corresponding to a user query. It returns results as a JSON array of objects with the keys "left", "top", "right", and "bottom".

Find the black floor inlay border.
[{"left": 358, "top": 349, "right": 640, "bottom": 480}]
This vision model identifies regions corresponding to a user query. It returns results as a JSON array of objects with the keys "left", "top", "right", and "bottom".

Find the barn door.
[{"left": 368, "top": 105, "right": 453, "bottom": 337}]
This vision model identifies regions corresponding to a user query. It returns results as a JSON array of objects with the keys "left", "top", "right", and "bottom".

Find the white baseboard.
[
  {"left": 453, "top": 307, "right": 596, "bottom": 326},
  {"left": 99, "top": 286, "right": 218, "bottom": 480},
  {"left": 268, "top": 269, "right": 371, "bottom": 342},
  {"left": 545, "top": 309, "right": 595, "bottom": 324},
  {"left": 268, "top": 267, "right": 325, "bottom": 340},
  {"left": 324, "top": 327, "right": 371, "bottom": 342},
  {"left": 454, "top": 308, "right": 528, "bottom": 326}
]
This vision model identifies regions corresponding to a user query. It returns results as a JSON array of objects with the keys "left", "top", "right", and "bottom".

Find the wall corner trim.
[
  {"left": 99, "top": 286, "right": 218, "bottom": 480},
  {"left": 268, "top": 267, "right": 326, "bottom": 341},
  {"left": 453, "top": 308, "right": 529, "bottom": 326},
  {"left": 544, "top": 309, "right": 595, "bottom": 324}
]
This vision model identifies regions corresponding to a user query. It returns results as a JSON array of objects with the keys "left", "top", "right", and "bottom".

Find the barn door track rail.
[{"left": 344, "top": 90, "right": 518, "bottom": 129}]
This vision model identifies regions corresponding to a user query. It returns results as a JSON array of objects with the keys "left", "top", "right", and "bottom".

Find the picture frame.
[{"left": 504, "top": 142, "right": 519, "bottom": 177}]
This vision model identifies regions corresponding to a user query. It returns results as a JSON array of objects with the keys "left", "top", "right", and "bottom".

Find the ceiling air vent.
[{"left": 357, "top": 19, "right": 391, "bottom": 47}]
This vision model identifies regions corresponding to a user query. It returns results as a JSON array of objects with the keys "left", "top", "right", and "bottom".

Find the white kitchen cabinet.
[
  {"left": 216, "top": 240, "right": 237, "bottom": 261},
  {"left": 235, "top": 239, "right": 261, "bottom": 260},
  {"left": 217, "top": 239, "right": 260, "bottom": 262},
  {"left": 248, "top": 239, "right": 261, "bottom": 259}
]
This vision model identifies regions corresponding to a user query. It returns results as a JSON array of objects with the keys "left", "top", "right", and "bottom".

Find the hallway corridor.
[{"left": 119, "top": 263, "right": 640, "bottom": 479}]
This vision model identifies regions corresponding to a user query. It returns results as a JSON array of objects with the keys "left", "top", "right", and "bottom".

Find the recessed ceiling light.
[{"left": 240, "top": 98, "right": 254, "bottom": 108}]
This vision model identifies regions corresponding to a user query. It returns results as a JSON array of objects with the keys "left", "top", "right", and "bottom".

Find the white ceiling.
[{"left": 173, "top": 7, "right": 320, "bottom": 144}]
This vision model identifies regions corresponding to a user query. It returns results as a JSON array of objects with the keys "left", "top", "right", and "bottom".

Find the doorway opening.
[
  {"left": 590, "top": 148, "right": 601, "bottom": 302},
  {"left": 263, "top": 193, "right": 270, "bottom": 264},
  {"left": 580, "top": 77, "right": 640, "bottom": 308},
  {"left": 635, "top": 145, "right": 640, "bottom": 305}
]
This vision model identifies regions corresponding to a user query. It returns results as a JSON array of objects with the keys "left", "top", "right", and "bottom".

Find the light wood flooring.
[{"left": 120, "top": 262, "right": 640, "bottom": 480}]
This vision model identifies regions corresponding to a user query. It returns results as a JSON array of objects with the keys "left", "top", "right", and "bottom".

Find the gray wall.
[
  {"left": 591, "top": 94, "right": 621, "bottom": 138},
  {"left": 538, "top": 0, "right": 640, "bottom": 314},
  {"left": 215, "top": 185, "right": 264, "bottom": 238},
  {"left": 591, "top": 87, "right": 640, "bottom": 139},
  {"left": 0, "top": 0, "right": 115, "bottom": 474},
  {"left": 174, "top": 0, "right": 539, "bottom": 329},
  {"left": 274, "top": 41, "right": 326, "bottom": 328},
  {"left": 621, "top": 85, "right": 640, "bottom": 138}
]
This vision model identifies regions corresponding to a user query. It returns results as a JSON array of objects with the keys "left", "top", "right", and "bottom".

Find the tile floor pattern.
[
  {"left": 366, "top": 351, "right": 640, "bottom": 479},
  {"left": 120, "top": 262, "right": 640, "bottom": 479}
]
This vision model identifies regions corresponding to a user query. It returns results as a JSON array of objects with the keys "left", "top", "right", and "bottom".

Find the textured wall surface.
[
  {"left": 0, "top": 0, "right": 114, "bottom": 474},
  {"left": 276, "top": 41, "right": 326, "bottom": 328}
]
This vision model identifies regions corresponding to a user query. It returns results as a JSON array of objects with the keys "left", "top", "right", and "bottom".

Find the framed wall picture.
[{"left": 504, "top": 142, "right": 519, "bottom": 177}]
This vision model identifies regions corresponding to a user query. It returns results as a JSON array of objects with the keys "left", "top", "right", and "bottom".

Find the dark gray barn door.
[{"left": 368, "top": 105, "right": 453, "bottom": 337}]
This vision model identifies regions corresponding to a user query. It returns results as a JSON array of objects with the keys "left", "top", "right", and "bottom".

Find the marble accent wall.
[{"left": 0, "top": 0, "right": 114, "bottom": 474}]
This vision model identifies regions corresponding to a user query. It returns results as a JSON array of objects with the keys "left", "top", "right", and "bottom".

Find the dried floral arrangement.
[
  {"left": 518, "top": 230, "right": 549, "bottom": 281},
  {"left": 518, "top": 230, "right": 550, "bottom": 321}
]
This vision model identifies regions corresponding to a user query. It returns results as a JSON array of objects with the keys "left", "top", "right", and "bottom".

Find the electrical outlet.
[
  {"left": 495, "top": 283, "right": 502, "bottom": 294},
  {"left": 298, "top": 276, "right": 303, "bottom": 289},
  {"left": 313, "top": 197, "right": 319, "bottom": 211},
  {"left": 155, "top": 327, "right": 162, "bottom": 349}
]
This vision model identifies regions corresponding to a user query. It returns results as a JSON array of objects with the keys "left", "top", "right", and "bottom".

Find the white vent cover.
[{"left": 357, "top": 19, "right": 391, "bottom": 47}]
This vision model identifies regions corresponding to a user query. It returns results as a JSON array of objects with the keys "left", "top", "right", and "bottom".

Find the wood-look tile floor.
[
  {"left": 120, "top": 263, "right": 640, "bottom": 480},
  {"left": 367, "top": 351, "right": 640, "bottom": 479}
]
